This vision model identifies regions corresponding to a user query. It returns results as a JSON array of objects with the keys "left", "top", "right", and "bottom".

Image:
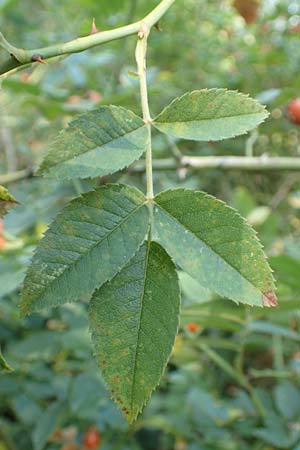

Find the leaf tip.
[
  {"left": 262, "top": 291, "right": 278, "bottom": 308},
  {"left": 121, "top": 407, "right": 138, "bottom": 424}
]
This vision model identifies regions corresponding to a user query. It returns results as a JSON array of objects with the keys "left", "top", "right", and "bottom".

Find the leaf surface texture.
[
  {"left": 153, "top": 89, "right": 269, "bottom": 141},
  {"left": 153, "top": 189, "right": 276, "bottom": 306},
  {"left": 21, "top": 184, "right": 149, "bottom": 314},
  {"left": 89, "top": 241, "right": 180, "bottom": 422},
  {"left": 37, "top": 106, "right": 148, "bottom": 179}
]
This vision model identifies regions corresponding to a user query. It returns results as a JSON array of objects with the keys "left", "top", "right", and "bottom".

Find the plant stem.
[
  {"left": 0, "top": 168, "right": 32, "bottom": 185},
  {"left": 3, "top": 155, "right": 300, "bottom": 186},
  {"left": 133, "top": 156, "right": 300, "bottom": 172},
  {"left": 0, "top": 0, "right": 175, "bottom": 77},
  {"left": 135, "top": 25, "right": 153, "bottom": 200},
  {"left": 249, "top": 369, "right": 295, "bottom": 379},
  {"left": 200, "top": 343, "right": 266, "bottom": 419}
]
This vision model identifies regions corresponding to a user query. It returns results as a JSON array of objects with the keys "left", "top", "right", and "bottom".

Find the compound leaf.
[
  {"left": 153, "top": 189, "right": 276, "bottom": 307},
  {"left": 21, "top": 184, "right": 149, "bottom": 315},
  {"left": 89, "top": 241, "right": 180, "bottom": 423},
  {"left": 153, "top": 89, "right": 269, "bottom": 141},
  {"left": 37, "top": 106, "right": 148, "bottom": 180}
]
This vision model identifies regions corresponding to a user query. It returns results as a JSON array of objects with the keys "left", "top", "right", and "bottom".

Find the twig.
[
  {"left": 0, "top": 168, "right": 32, "bottom": 185},
  {"left": 270, "top": 174, "right": 299, "bottom": 209},
  {"left": 199, "top": 343, "right": 266, "bottom": 418},
  {"left": 0, "top": 0, "right": 175, "bottom": 77},
  {"left": 2, "top": 155, "right": 300, "bottom": 186},
  {"left": 132, "top": 155, "right": 300, "bottom": 172}
]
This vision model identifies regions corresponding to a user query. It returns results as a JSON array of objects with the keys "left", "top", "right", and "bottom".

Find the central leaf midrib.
[
  {"left": 130, "top": 239, "right": 151, "bottom": 412},
  {"left": 30, "top": 200, "right": 147, "bottom": 298},
  {"left": 155, "top": 202, "right": 261, "bottom": 294},
  {"left": 46, "top": 123, "right": 147, "bottom": 170},
  {"left": 154, "top": 110, "right": 265, "bottom": 125}
]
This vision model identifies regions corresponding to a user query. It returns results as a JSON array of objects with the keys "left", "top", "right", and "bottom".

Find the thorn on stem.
[
  {"left": 90, "top": 18, "right": 100, "bottom": 34},
  {"left": 138, "top": 22, "right": 149, "bottom": 39},
  {"left": 155, "top": 22, "right": 163, "bottom": 32},
  {"left": 31, "top": 54, "right": 46, "bottom": 64}
]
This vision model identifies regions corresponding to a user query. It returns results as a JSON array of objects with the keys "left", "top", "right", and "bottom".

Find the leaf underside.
[
  {"left": 153, "top": 89, "right": 269, "bottom": 141},
  {"left": 153, "top": 188, "right": 276, "bottom": 307},
  {"left": 37, "top": 106, "right": 148, "bottom": 180},
  {"left": 20, "top": 184, "right": 149, "bottom": 315},
  {"left": 89, "top": 241, "right": 180, "bottom": 423}
]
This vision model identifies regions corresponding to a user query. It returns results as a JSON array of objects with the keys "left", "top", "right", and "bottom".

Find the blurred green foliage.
[{"left": 1, "top": 0, "right": 300, "bottom": 449}]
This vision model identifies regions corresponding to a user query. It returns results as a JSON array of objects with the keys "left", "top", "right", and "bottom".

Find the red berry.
[
  {"left": 186, "top": 323, "right": 201, "bottom": 333},
  {"left": 83, "top": 427, "right": 101, "bottom": 449},
  {"left": 288, "top": 98, "right": 300, "bottom": 125}
]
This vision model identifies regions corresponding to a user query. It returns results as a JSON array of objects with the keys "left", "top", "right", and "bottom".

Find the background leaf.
[
  {"left": 0, "top": 349, "right": 12, "bottom": 372},
  {"left": 153, "top": 189, "right": 276, "bottom": 307},
  {"left": 0, "top": 185, "right": 18, "bottom": 217},
  {"left": 21, "top": 184, "right": 148, "bottom": 315},
  {"left": 89, "top": 241, "right": 180, "bottom": 423},
  {"left": 0, "top": 258, "right": 25, "bottom": 300},
  {"left": 37, "top": 106, "right": 148, "bottom": 180},
  {"left": 274, "top": 381, "right": 300, "bottom": 420},
  {"left": 153, "top": 89, "right": 269, "bottom": 141},
  {"left": 32, "top": 401, "right": 65, "bottom": 450}
]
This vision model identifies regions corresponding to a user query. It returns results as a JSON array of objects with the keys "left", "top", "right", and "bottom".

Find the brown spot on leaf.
[
  {"left": 101, "top": 359, "right": 108, "bottom": 368},
  {"left": 262, "top": 291, "right": 278, "bottom": 307}
]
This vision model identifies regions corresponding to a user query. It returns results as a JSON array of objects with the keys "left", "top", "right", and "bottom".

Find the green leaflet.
[
  {"left": 37, "top": 106, "right": 148, "bottom": 180},
  {"left": 32, "top": 401, "right": 65, "bottom": 450},
  {"left": 21, "top": 184, "right": 149, "bottom": 315},
  {"left": 89, "top": 241, "right": 180, "bottom": 423},
  {"left": 153, "top": 189, "right": 276, "bottom": 307},
  {"left": 153, "top": 89, "right": 269, "bottom": 141},
  {"left": 0, "top": 184, "right": 18, "bottom": 217},
  {"left": 0, "top": 349, "right": 13, "bottom": 372}
]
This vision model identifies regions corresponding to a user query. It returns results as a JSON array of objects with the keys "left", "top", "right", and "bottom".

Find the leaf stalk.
[{"left": 135, "top": 26, "right": 153, "bottom": 200}]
